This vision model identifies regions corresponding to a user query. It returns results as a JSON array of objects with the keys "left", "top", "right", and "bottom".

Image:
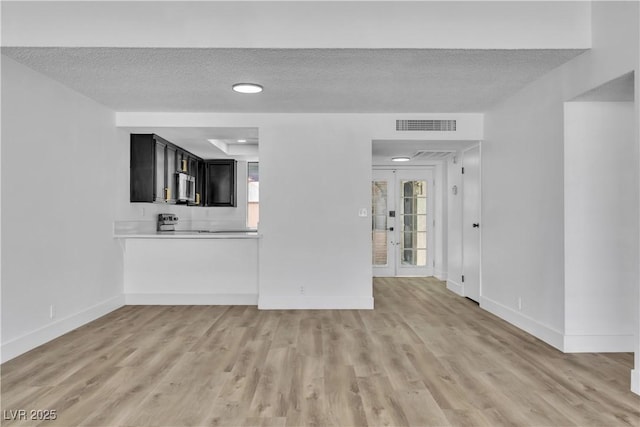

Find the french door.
[{"left": 372, "top": 168, "right": 434, "bottom": 277}]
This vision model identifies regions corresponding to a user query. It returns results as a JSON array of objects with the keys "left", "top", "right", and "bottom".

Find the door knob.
[
  {"left": 388, "top": 227, "right": 394, "bottom": 231},
  {"left": 473, "top": 223, "right": 480, "bottom": 228}
]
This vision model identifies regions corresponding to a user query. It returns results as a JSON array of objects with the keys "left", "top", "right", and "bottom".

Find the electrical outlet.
[
  {"left": 299, "top": 286, "right": 305, "bottom": 295},
  {"left": 49, "top": 305, "right": 55, "bottom": 319},
  {"left": 517, "top": 297, "right": 522, "bottom": 311}
]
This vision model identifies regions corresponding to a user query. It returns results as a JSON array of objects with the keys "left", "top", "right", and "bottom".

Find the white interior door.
[
  {"left": 462, "top": 145, "right": 481, "bottom": 301},
  {"left": 372, "top": 168, "right": 434, "bottom": 277}
]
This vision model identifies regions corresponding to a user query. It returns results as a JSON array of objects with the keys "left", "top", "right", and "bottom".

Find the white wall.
[
  {"left": 115, "top": 128, "right": 251, "bottom": 232},
  {"left": 116, "top": 112, "right": 483, "bottom": 310},
  {"left": 634, "top": 2, "right": 640, "bottom": 396},
  {"left": 564, "top": 101, "right": 636, "bottom": 352},
  {"left": 434, "top": 162, "right": 447, "bottom": 280},
  {"left": 124, "top": 238, "right": 258, "bottom": 305},
  {"left": 1, "top": 56, "right": 124, "bottom": 362},
  {"left": 258, "top": 118, "right": 373, "bottom": 309},
  {"left": 447, "top": 154, "right": 464, "bottom": 295},
  {"left": 483, "top": 2, "right": 639, "bottom": 353},
  {"left": 1, "top": 2, "right": 590, "bottom": 49}
]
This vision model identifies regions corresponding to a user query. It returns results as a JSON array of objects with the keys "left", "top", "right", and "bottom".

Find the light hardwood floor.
[{"left": 2, "top": 277, "right": 639, "bottom": 426}]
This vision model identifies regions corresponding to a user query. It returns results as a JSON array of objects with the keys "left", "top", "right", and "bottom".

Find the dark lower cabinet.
[{"left": 204, "top": 160, "right": 237, "bottom": 207}]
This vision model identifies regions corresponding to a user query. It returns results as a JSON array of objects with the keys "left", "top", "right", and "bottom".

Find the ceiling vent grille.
[
  {"left": 413, "top": 150, "right": 456, "bottom": 160},
  {"left": 396, "top": 119, "right": 457, "bottom": 132}
]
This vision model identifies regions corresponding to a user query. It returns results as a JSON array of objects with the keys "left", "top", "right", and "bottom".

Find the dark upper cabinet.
[
  {"left": 165, "top": 145, "right": 177, "bottom": 203},
  {"left": 130, "top": 134, "right": 204, "bottom": 204},
  {"left": 196, "top": 160, "right": 205, "bottom": 206},
  {"left": 130, "top": 133, "right": 164, "bottom": 203},
  {"left": 188, "top": 157, "right": 198, "bottom": 176},
  {"left": 154, "top": 139, "right": 167, "bottom": 202},
  {"left": 130, "top": 134, "right": 233, "bottom": 207},
  {"left": 204, "top": 160, "right": 237, "bottom": 207}
]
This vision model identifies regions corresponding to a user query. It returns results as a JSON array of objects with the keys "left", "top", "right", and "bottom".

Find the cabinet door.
[
  {"left": 188, "top": 157, "right": 198, "bottom": 176},
  {"left": 154, "top": 141, "right": 167, "bottom": 202},
  {"left": 130, "top": 134, "right": 155, "bottom": 202},
  {"left": 166, "top": 145, "right": 178, "bottom": 203},
  {"left": 205, "top": 160, "right": 236, "bottom": 207},
  {"left": 177, "top": 151, "right": 190, "bottom": 174},
  {"left": 195, "top": 160, "right": 205, "bottom": 206}
]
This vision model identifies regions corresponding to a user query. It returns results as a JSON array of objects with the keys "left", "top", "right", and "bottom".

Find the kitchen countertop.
[{"left": 114, "top": 230, "right": 260, "bottom": 239}]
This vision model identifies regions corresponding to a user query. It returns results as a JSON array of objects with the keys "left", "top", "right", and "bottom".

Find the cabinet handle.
[
  {"left": 195, "top": 193, "right": 200, "bottom": 205},
  {"left": 165, "top": 187, "right": 170, "bottom": 201},
  {"left": 182, "top": 159, "right": 187, "bottom": 172}
]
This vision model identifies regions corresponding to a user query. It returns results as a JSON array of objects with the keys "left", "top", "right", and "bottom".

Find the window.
[{"left": 247, "top": 162, "right": 259, "bottom": 229}]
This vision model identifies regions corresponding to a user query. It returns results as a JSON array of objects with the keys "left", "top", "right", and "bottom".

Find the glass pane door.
[
  {"left": 400, "top": 180, "right": 428, "bottom": 267},
  {"left": 372, "top": 181, "right": 388, "bottom": 265},
  {"left": 373, "top": 169, "right": 432, "bottom": 277},
  {"left": 372, "top": 170, "right": 396, "bottom": 277}
]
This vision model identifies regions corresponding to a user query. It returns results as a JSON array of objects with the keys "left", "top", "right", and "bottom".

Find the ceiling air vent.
[
  {"left": 413, "top": 150, "right": 456, "bottom": 160},
  {"left": 396, "top": 119, "right": 457, "bottom": 132}
]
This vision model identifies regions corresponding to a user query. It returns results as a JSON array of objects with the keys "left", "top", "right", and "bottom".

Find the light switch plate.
[{"left": 358, "top": 208, "right": 368, "bottom": 217}]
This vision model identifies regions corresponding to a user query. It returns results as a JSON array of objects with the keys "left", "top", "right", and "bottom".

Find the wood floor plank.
[
  {"left": 2, "top": 277, "right": 639, "bottom": 427},
  {"left": 356, "top": 373, "right": 411, "bottom": 427},
  {"left": 248, "top": 346, "right": 295, "bottom": 417},
  {"left": 323, "top": 364, "right": 368, "bottom": 427}
]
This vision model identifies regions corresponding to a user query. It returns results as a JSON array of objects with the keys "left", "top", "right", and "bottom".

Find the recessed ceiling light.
[
  {"left": 232, "top": 83, "right": 263, "bottom": 94},
  {"left": 237, "top": 139, "right": 247, "bottom": 143},
  {"left": 392, "top": 156, "right": 411, "bottom": 162}
]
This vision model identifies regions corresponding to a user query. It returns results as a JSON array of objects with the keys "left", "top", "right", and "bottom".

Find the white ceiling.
[
  {"left": 123, "top": 127, "right": 258, "bottom": 160},
  {"left": 2, "top": 47, "right": 585, "bottom": 113},
  {"left": 571, "top": 72, "right": 635, "bottom": 102},
  {"left": 372, "top": 140, "right": 478, "bottom": 163}
]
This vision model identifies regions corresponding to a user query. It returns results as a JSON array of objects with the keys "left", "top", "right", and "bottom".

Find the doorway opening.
[
  {"left": 371, "top": 140, "right": 480, "bottom": 282},
  {"left": 372, "top": 168, "right": 435, "bottom": 277}
]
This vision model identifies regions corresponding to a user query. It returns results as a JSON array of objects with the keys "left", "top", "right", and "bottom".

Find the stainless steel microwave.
[{"left": 176, "top": 172, "right": 196, "bottom": 204}]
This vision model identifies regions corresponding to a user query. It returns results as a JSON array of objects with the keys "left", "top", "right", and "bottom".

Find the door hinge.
[
  {"left": 462, "top": 167, "right": 465, "bottom": 174},
  {"left": 462, "top": 275, "right": 465, "bottom": 283}
]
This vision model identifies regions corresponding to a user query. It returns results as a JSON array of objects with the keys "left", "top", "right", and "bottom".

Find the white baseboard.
[
  {"left": 632, "top": 370, "right": 639, "bottom": 395},
  {"left": 480, "top": 296, "right": 564, "bottom": 351},
  {"left": 446, "top": 280, "right": 464, "bottom": 297},
  {"left": 259, "top": 295, "right": 374, "bottom": 310},
  {"left": 563, "top": 334, "right": 635, "bottom": 353},
  {"left": 434, "top": 269, "right": 447, "bottom": 281},
  {"left": 125, "top": 293, "right": 258, "bottom": 305},
  {"left": 1, "top": 294, "right": 125, "bottom": 363}
]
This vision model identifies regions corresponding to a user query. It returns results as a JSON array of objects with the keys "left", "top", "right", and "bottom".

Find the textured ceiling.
[{"left": 2, "top": 47, "right": 585, "bottom": 113}]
